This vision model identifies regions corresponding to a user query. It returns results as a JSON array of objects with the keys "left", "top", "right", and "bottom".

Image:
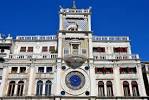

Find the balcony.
[
  {"left": 36, "top": 73, "right": 54, "bottom": 79},
  {"left": 16, "top": 35, "right": 57, "bottom": 41},
  {"left": 96, "top": 74, "right": 114, "bottom": 79},
  {"left": 93, "top": 36, "right": 129, "bottom": 42},
  {"left": 93, "top": 54, "right": 139, "bottom": 60},
  {"left": 60, "top": 8, "right": 90, "bottom": 14},
  {"left": 8, "top": 73, "right": 28, "bottom": 79},
  {"left": 120, "top": 74, "right": 138, "bottom": 79},
  {"left": 8, "top": 53, "right": 58, "bottom": 60}
]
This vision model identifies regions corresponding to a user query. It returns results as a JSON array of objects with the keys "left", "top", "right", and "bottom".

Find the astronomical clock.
[{"left": 58, "top": 6, "right": 93, "bottom": 96}]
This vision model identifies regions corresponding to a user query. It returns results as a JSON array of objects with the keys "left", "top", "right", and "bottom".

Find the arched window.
[
  {"left": 45, "top": 80, "right": 52, "bottom": 96},
  {"left": 106, "top": 81, "right": 113, "bottom": 96},
  {"left": 7, "top": 81, "right": 15, "bottom": 96},
  {"left": 98, "top": 81, "right": 105, "bottom": 96},
  {"left": 17, "top": 81, "right": 24, "bottom": 96},
  {"left": 131, "top": 81, "right": 139, "bottom": 96},
  {"left": 36, "top": 80, "right": 43, "bottom": 96},
  {"left": 123, "top": 81, "right": 130, "bottom": 96}
]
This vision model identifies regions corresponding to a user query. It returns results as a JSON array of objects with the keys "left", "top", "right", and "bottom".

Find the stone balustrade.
[
  {"left": 8, "top": 53, "right": 58, "bottom": 59},
  {"left": 93, "top": 36, "right": 129, "bottom": 41},
  {"left": 16, "top": 35, "right": 57, "bottom": 41},
  {"left": 93, "top": 54, "right": 139, "bottom": 60}
]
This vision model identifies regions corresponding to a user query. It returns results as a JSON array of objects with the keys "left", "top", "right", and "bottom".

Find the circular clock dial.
[{"left": 65, "top": 71, "right": 85, "bottom": 90}]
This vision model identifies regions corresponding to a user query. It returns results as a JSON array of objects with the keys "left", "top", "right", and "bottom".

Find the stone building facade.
[
  {"left": 142, "top": 62, "right": 149, "bottom": 96},
  {"left": 0, "top": 3, "right": 148, "bottom": 100}
]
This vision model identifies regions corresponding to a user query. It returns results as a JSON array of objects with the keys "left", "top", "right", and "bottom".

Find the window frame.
[
  {"left": 27, "top": 47, "right": 33, "bottom": 52},
  {"left": 20, "top": 47, "right": 26, "bottom": 52}
]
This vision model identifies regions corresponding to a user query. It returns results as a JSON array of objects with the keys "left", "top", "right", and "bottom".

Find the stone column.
[
  {"left": 88, "top": 34, "right": 93, "bottom": 58},
  {"left": 129, "top": 80, "right": 133, "bottom": 96},
  {"left": 14, "top": 81, "right": 18, "bottom": 96},
  {"left": 89, "top": 63, "right": 96, "bottom": 96},
  {"left": 59, "top": 13, "right": 63, "bottom": 30},
  {"left": 0, "top": 65, "right": 8, "bottom": 96},
  {"left": 88, "top": 33, "right": 96, "bottom": 96},
  {"left": 27, "top": 59, "right": 36, "bottom": 96},
  {"left": 137, "top": 64, "right": 147, "bottom": 96},
  {"left": 113, "top": 64, "right": 122, "bottom": 96},
  {"left": 42, "top": 80, "right": 45, "bottom": 96},
  {"left": 104, "top": 81, "right": 107, "bottom": 96},
  {"left": 55, "top": 61, "right": 62, "bottom": 96},
  {"left": 55, "top": 32, "right": 63, "bottom": 96},
  {"left": 88, "top": 14, "right": 91, "bottom": 31}
]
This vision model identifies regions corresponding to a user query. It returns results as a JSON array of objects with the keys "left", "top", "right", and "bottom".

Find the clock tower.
[{"left": 56, "top": 1, "right": 96, "bottom": 97}]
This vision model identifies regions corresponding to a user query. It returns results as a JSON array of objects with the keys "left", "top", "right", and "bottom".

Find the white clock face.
[{"left": 63, "top": 17, "right": 88, "bottom": 31}]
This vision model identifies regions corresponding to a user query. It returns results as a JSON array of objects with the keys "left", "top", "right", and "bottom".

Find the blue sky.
[{"left": 0, "top": 0, "right": 149, "bottom": 61}]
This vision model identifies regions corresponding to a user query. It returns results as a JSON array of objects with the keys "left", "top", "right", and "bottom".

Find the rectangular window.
[
  {"left": 95, "top": 68, "right": 103, "bottom": 74},
  {"left": 27, "top": 47, "right": 33, "bottom": 52},
  {"left": 38, "top": 67, "right": 44, "bottom": 73},
  {"left": 0, "top": 68, "right": 2, "bottom": 76},
  {"left": 20, "top": 47, "right": 26, "bottom": 52},
  {"left": 120, "top": 67, "right": 137, "bottom": 74},
  {"left": 11, "top": 67, "right": 18, "bottom": 73},
  {"left": 93, "top": 47, "right": 105, "bottom": 52},
  {"left": 42, "top": 46, "right": 48, "bottom": 52},
  {"left": 64, "top": 48, "right": 69, "bottom": 55},
  {"left": 95, "top": 67, "right": 113, "bottom": 74},
  {"left": 49, "top": 46, "right": 55, "bottom": 53},
  {"left": 20, "top": 67, "right": 26, "bottom": 73},
  {"left": 72, "top": 44, "right": 79, "bottom": 55},
  {"left": 106, "top": 68, "right": 113, "bottom": 74},
  {"left": 46, "top": 67, "right": 52, "bottom": 73},
  {"left": 129, "top": 67, "right": 137, "bottom": 74},
  {"left": 82, "top": 49, "right": 87, "bottom": 54},
  {"left": 114, "top": 47, "right": 127, "bottom": 53}
]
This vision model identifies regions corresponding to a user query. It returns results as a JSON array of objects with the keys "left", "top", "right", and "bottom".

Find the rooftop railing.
[
  {"left": 16, "top": 35, "right": 57, "bottom": 41},
  {"left": 9, "top": 53, "right": 58, "bottom": 59},
  {"left": 93, "top": 54, "right": 139, "bottom": 60},
  {"left": 60, "top": 8, "right": 90, "bottom": 13},
  {"left": 93, "top": 36, "right": 129, "bottom": 42}
]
